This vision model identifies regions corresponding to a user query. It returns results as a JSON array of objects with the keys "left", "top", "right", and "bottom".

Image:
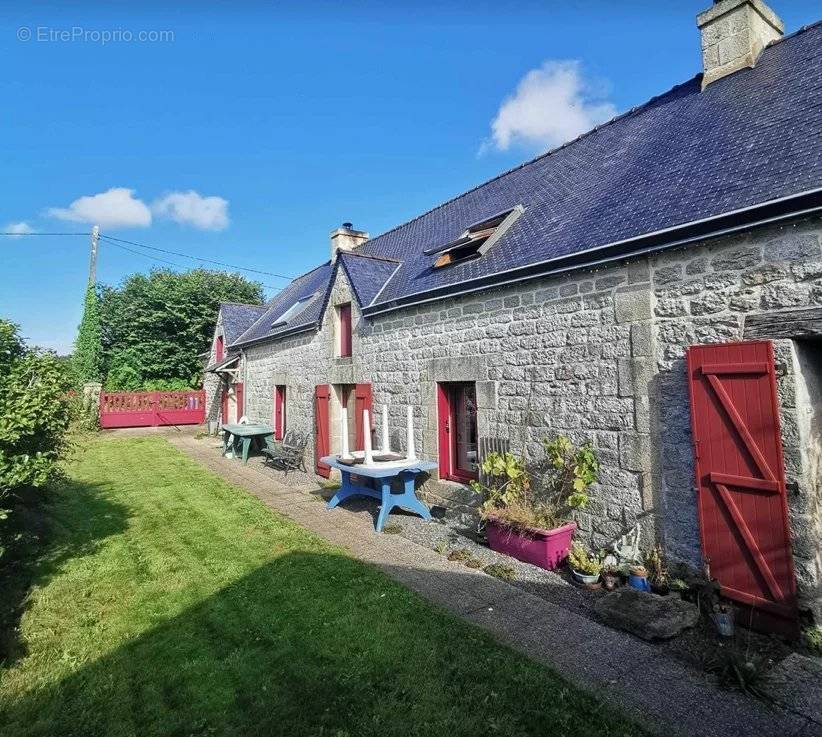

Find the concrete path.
[{"left": 165, "top": 431, "right": 820, "bottom": 737}]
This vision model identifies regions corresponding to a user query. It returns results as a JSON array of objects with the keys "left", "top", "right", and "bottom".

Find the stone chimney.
[
  {"left": 330, "top": 222, "right": 368, "bottom": 261},
  {"left": 697, "top": 0, "right": 784, "bottom": 89}
]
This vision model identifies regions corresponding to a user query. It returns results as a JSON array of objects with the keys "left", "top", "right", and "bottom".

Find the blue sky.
[{"left": 2, "top": 1, "right": 818, "bottom": 353}]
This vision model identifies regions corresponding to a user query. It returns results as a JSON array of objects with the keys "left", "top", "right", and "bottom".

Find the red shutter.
[
  {"left": 437, "top": 383, "right": 451, "bottom": 479},
  {"left": 354, "top": 383, "right": 373, "bottom": 450},
  {"left": 274, "top": 386, "right": 285, "bottom": 440},
  {"left": 235, "top": 383, "right": 244, "bottom": 420},
  {"left": 339, "top": 303, "right": 352, "bottom": 357},
  {"left": 216, "top": 335, "right": 224, "bottom": 362},
  {"left": 687, "top": 341, "right": 797, "bottom": 630},
  {"left": 315, "top": 384, "right": 331, "bottom": 477},
  {"left": 221, "top": 386, "right": 228, "bottom": 425}
]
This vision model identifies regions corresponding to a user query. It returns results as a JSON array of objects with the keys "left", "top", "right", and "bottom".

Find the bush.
[{"left": 0, "top": 320, "right": 73, "bottom": 560}]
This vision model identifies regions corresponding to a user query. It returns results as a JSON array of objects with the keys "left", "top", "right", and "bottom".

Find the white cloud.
[
  {"left": 152, "top": 190, "right": 229, "bottom": 231},
  {"left": 4, "top": 221, "right": 34, "bottom": 236},
  {"left": 47, "top": 187, "right": 152, "bottom": 228},
  {"left": 482, "top": 60, "right": 617, "bottom": 154}
]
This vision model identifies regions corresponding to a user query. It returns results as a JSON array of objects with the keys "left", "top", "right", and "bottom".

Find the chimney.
[
  {"left": 697, "top": 0, "right": 783, "bottom": 89},
  {"left": 330, "top": 222, "right": 368, "bottom": 261}
]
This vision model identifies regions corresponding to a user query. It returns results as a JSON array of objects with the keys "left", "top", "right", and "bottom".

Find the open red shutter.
[
  {"left": 687, "top": 340, "right": 797, "bottom": 631},
  {"left": 235, "top": 383, "right": 244, "bottom": 419},
  {"left": 436, "top": 383, "right": 450, "bottom": 479},
  {"left": 315, "top": 384, "right": 331, "bottom": 477},
  {"left": 339, "top": 303, "right": 352, "bottom": 357},
  {"left": 216, "top": 335, "right": 224, "bottom": 362},
  {"left": 354, "top": 383, "right": 373, "bottom": 450},
  {"left": 273, "top": 386, "right": 284, "bottom": 440},
  {"left": 221, "top": 386, "right": 228, "bottom": 425}
]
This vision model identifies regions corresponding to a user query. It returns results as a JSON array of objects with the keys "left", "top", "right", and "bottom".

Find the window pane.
[{"left": 455, "top": 384, "right": 478, "bottom": 475}]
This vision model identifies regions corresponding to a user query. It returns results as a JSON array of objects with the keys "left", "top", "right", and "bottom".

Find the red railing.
[{"left": 100, "top": 390, "right": 205, "bottom": 429}]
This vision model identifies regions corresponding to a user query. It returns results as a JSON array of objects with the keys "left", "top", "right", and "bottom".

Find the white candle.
[
  {"left": 340, "top": 407, "right": 352, "bottom": 459},
  {"left": 382, "top": 404, "right": 390, "bottom": 453},
  {"left": 363, "top": 409, "right": 374, "bottom": 465},
  {"left": 406, "top": 405, "right": 416, "bottom": 460}
]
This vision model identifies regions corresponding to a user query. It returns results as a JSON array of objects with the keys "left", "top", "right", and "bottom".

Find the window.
[
  {"left": 337, "top": 302, "right": 352, "bottom": 358},
  {"left": 215, "top": 334, "right": 224, "bottom": 362},
  {"left": 273, "top": 293, "right": 315, "bottom": 327},
  {"left": 426, "top": 204, "right": 525, "bottom": 268},
  {"left": 437, "top": 382, "right": 479, "bottom": 482},
  {"left": 274, "top": 385, "right": 286, "bottom": 440}
]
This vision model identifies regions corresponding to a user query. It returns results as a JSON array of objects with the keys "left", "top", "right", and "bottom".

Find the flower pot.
[
  {"left": 628, "top": 566, "right": 651, "bottom": 593},
  {"left": 572, "top": 569, "right": 601, "bottom": 586},
  {"left": 602, "top": 572, "right": 620, "bottom": 591},
  {"left": 712, "top": 609, "right": 735, "bottom": 637},
  {"left": 486, "top": 518, "right": 576, "bottom": 571}
]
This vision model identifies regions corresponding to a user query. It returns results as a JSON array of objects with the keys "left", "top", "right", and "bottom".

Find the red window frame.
[
  {"left": 437, "top": 382, "right": 478, "bottom": 482},
  {"left": 338, "top": 303, "right": 352, "bottom": 358},
  {"left": 274, "top": 385, "right": 286, "bottom": 440},
  {"left": 215, "top": 334, "right": 224, "bottom": 362}
]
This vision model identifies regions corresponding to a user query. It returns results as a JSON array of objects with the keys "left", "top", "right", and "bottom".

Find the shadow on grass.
[
  {"left": 0, "top": 478, "right": 130, "bottom": 666},
  {"left": 0, "top": 550, "right": 644, "bottom": 737}
]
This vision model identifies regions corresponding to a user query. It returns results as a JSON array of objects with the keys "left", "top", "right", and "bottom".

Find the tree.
[
  {"left": 0, "top": 320, "right": 73, "bottom": 559},
  {"left": 72, "top": 284, "right": 103, "bottom": 386},
  {"left": 98, "top": 269, "right": 263, "bottom": 390}
]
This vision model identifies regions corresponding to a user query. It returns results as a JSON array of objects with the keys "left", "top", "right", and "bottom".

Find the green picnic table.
[{"left": 221, "top": 423, "right": 274, "bottom": 464}]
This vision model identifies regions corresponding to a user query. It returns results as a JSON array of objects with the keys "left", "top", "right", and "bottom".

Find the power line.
[
  {"left": 0, "top": 232, "right": 88, "bottom": 236},
  {"left": 99, "top": 234, "right": 295, "bottom": 281},
  {"left": 105, "top": 238, "right": 284, "bottom": 293}
]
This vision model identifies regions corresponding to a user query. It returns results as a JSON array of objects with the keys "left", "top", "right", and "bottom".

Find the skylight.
[
  {"left": 428, "top": 205, "right": 525, "bottom": 268},
  {"left": 272, "top": 293, "right": 316, "bottom": 327}
]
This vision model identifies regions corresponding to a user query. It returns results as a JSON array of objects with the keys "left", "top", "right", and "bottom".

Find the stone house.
[{"left": 206, "top": 1, "right": 822, "bottom": 627}]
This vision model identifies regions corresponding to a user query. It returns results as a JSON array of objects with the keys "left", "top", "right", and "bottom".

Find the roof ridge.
[
  {"left": 359, "top": 73, "right": 702, "bottom": 249},
  {"left": 339, "top": 250, "right": 401, "bottom": 264},
  {"left": 766, "top": 18, "right": 822, "bottom": 49},
  {"left": 220, "top": 301, "right": 267, "bottom": 308}
]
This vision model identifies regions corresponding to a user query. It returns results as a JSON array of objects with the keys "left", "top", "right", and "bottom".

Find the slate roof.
[
  {"left": 219, "top": 303, "right": 267, "bottom": 345},
  {"left": 232, "top": 262, "right": 334, "bottom": 346},
  {"left": 231, "top": 22, "right": 822, "bottom": 345}
]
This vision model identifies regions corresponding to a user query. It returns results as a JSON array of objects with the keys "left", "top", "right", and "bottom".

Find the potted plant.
[
  {"left": 645, "top": 545, "right": 670, "bottom": 595},
  {"left": 601, "top": 563, "right": 621, "bottom": 591},
  {"left": 472, "top": 436, "right": 599, "bottom": 572},
  {"left": 568, "top": 541, "right": 602, "bottom": 586}
]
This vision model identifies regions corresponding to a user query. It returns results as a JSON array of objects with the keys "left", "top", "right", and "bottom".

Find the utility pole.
[{"left": 88, "top": 225, "right": 99, "bottom": 285}]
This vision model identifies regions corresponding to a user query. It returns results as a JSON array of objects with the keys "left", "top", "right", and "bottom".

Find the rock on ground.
[
  {"left": 765, "top": 653, "right": 822, "bottom": 724},
  {"left": 593, "top": 588, "right": 699, "bottom": 640}
]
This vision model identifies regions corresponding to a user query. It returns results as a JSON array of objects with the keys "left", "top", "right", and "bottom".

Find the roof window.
[
  {"left": 427, "top": 205, "right": 525, "bottom": 268},
  {"left": 273, "top": 293, "right": 316, "bottom": 327}
]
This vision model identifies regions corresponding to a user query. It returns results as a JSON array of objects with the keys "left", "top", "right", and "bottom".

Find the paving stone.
[
  {"left": 765, "top": 654, "right": 822, "bottom": 725},
  {"left": 594, "top": 587, "right": 700, "bottom": 640}
]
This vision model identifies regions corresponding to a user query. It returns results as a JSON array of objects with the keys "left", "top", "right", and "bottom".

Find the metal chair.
[{"left": 262, "top": 431, "right": 308, "bottom": 475}]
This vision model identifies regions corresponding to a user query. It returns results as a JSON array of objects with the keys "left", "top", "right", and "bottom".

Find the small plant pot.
[
  {"left": 712, "top": 609, "right": 735, "bottom": 638},
  {"left": 572, "top": 569, "right": 601, "bottom": 586},
  {"left": 602, "top": 572, "right": 620, "bottom": 591},
  {"left": 628, "top": 566, "right": 651, "bottom": 593}
]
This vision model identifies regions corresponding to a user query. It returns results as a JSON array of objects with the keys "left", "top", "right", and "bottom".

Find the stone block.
[
  {"left": 593, "top": 588, "right": 699, "bottom": 640},
  {"left": 711, "top": 245, "right": 762, "bottom": 272},
  {"left": 630, "top": 323, "right": 653, "bottom": 357},
  {"left": 427, "top": 355, "right": 485, "bottom": 382},
  {"left": 475, "top": 381, "right": 498, "bottom": 410},
  {"left": 614, "top": 287, "right": 653, "bottom": 324},
  {"left": 620, "top": 432, "right": 651, "bottom": 473},
  {"left": 764, "top": 232, "right": 821, "bottom": 263},
  {"left": 627, "top": 258, "right": 650, "bottom": 284},
  {"left": 618, "top": 357, "right": 655, "bottom": 398}
]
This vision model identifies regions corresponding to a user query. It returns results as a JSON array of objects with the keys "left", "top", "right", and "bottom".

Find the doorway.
[{"left": 437, "top": 382, "right": 479, "bottom": 482}]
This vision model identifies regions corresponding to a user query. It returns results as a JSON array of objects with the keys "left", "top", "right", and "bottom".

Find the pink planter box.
[{"left": 486, "top": 518, "right": 576, "bottom": 571}]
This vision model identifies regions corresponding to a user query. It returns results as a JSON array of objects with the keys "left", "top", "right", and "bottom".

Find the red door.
[
  {"left": 235, "top": 383, "right": 244, "bottom": 420},
  {"left": 437, "top": 382, "right": 479, "bottom": 482},
  {"left": 339, "top": 303, "right": 353, "bottom": 357},
  {"left": 354, "top": 383, "right": 373, "bottom": 450},
  {"left": 315, "top": 384, "right": 331, "bottom": 478},
  {"left": 273, "top": 386, "right": 286, "bottom": 440},
  {"left": 687, "top": 341, "right": 797, "bottom": 629}
]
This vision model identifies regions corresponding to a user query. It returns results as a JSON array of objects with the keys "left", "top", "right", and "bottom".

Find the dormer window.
[
  {"left": 273, "top": 293, "right": 315, "bottom": 327},
  {"left": 426, "top": 204, "right": 525, "bottom": 268},
  {"left": 215, "top": 334, "right": 224, "bottom": 361},
  {"left": 337, "top": 302, "right": 352, "bottom": 357}
]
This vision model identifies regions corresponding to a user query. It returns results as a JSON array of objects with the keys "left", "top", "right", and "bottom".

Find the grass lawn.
[{"left": 0, "top": 436, "right": 645, "bottom": 737}]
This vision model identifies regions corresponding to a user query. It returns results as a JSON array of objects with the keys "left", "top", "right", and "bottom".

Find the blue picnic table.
[
  {"left": 321, "top": 456, "right": 437, "bottom": 533},
  {"left": 222, "top": 423, "right": 274, "bottom": 464}
]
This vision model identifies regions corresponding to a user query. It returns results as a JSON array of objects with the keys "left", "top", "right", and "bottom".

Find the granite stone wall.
[{"left": 231, "top": 217, "right": 822, "bottom": 620}]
